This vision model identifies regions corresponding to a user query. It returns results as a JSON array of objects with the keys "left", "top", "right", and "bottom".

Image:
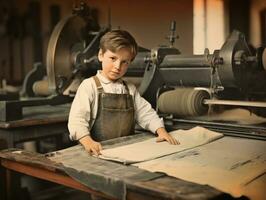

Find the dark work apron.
[{"left": 91, "top": 76, "right": 135, "bottom": 141}]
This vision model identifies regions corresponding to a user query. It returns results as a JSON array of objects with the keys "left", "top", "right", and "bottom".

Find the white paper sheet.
[
  {"left": 99, "top": 126, "right": 223, "bottom": 164},
  {"left": 134, "top": 137, "right": 266, "bottom": 199}
]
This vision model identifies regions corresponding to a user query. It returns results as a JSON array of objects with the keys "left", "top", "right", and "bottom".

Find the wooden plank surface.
[
  {"left": 0, "top": 149, "right": 117, "bottom": 199},
  {"left": 0, "top": 134, "right": 238, "bottom": 200},
  {"left": 126, "top": 176, "right": 234, "bottom": 200}
]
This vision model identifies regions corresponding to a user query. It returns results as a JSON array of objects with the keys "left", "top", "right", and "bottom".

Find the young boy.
[{"left": 68, "top": 30, "right": 179, "bottom": 156}]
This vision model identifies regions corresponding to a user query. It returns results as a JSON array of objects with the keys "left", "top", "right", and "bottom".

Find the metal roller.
[
  {"left": 158, "top": 88, "right": 210, "bottom": 117},
  {"left": 32, "top": 80, "right": 50, "bottom": 96}
]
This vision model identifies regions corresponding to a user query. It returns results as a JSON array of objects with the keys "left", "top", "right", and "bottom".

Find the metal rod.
[
  {"left": 204, "top": 99, "right": 266, "bottom": 108},
  {"left": 160, "top": 54, "right": 211, "bottom": 68}
]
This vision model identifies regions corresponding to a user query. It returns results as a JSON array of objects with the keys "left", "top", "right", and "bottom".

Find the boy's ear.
[{"left": 98, "top": 49, "right": 103, "bottom": 62}]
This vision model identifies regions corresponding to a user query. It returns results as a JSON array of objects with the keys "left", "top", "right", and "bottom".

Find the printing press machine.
[
  {"left": 0, "top": 3, "right": 265, "bottom": 138},
  {"left": 12, "top": 5, "right": 266, "bottom": 139},
  {"left": 0, "top": 3, "right": 266, "bottom": 200}
]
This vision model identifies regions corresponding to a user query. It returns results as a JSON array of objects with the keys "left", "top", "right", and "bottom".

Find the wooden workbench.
[
  {"left": 0, "top": 104, "right": 70, "bottom": 150},
  {"left": 0, "top": 133, "right": 238, "bottom": 200}
]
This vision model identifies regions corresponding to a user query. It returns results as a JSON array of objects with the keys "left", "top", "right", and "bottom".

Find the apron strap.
[
  {"left": 122, "top": 80, "right": 130, "bottom": 94},
  {"left": 93, "top": 76, "right": 104, "bottom": 93}
]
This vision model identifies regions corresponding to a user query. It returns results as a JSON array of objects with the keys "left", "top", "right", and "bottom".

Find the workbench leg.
[
  {"left": 0, "top": 164, "right": 29, "bottom": 200},
  {"left": 0, "top": 163, "right": 7, "bottom": 200},
  {"left": 0, "top": 164, "right": 17, "bottom": 200}
]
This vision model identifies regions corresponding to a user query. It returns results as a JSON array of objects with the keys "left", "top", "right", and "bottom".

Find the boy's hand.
[
  {"left": 79, "top": 135, "right": 102, "bottom": 156},
  {"left": 156, "top": 128, "right": 180, "bottom": 145}
]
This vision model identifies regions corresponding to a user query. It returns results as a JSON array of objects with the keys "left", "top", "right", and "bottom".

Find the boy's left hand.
[{"left": 156, "top": 128, "right": 180, "bottom": 145}]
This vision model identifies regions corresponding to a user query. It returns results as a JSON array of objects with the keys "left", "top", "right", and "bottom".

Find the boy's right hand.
[{"left": 79, "top": 135, "right": 102, "bottom": 156}]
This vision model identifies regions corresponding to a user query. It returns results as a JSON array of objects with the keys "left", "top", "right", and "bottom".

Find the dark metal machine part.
[{"left": 46, "top": 14, "right": 105, "bottom": 95}]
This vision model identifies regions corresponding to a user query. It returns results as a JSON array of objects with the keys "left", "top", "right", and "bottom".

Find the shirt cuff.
[
  {"left": 77, "top": 132, "right": 90, "bottom": 141},
  {"left": 69, "top": 128, "right": 91, "bottom": 141},
  {"left": 148, "top": 118, "right": 165, "bottom": 134}
]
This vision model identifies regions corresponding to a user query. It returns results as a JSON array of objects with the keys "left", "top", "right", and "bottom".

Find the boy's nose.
[{"left": 114, "top": 61, "right": 121, "bottom": 70}]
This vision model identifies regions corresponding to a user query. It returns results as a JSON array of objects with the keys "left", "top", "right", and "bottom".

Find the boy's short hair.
[{"left": 99, "top": 30, "right": 138, "bottom": 59}]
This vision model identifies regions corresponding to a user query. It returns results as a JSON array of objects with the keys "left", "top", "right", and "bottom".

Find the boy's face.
[{"left": 98, "top": 48, "right": 133, "bottom": 81}]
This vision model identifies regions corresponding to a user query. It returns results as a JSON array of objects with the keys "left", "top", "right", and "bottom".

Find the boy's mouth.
[{"left": 110, "top": 71, "right": 120, "bottom": 76}]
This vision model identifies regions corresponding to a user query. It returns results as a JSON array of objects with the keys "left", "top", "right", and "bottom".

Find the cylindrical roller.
[
  {"left": 158, "top": 88, "right": 210, "bottom": 117},
  {"left": 160, "top": 54, "right": 210, "bottom": 68},
  {"left": 32, "top": 80, "right": 50, "bottom": 96}
]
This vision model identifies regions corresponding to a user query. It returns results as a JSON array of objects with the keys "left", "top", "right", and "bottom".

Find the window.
[{"left": 193, "top": 0, "right": 226, "bottom": 54}]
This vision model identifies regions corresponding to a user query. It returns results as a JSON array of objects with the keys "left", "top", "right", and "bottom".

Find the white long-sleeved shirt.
[{"left": 68, "top": 71, "right": 164, "bottom": 140}]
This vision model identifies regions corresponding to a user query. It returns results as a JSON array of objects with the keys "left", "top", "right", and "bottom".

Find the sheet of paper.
[
  {"left": 99, "top": 126, "right": 223, "bottom": 164},
  {"left": 134, "top": 136, "right": 266, "bottom": 199}
]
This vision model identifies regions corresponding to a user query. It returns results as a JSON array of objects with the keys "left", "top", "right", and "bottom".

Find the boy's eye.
[
  {"left": 122, "top": 60, "right": 130, "bottom": 65},
  {"left": 110, "top": 57, "right": 116, "bottom": 61}
]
